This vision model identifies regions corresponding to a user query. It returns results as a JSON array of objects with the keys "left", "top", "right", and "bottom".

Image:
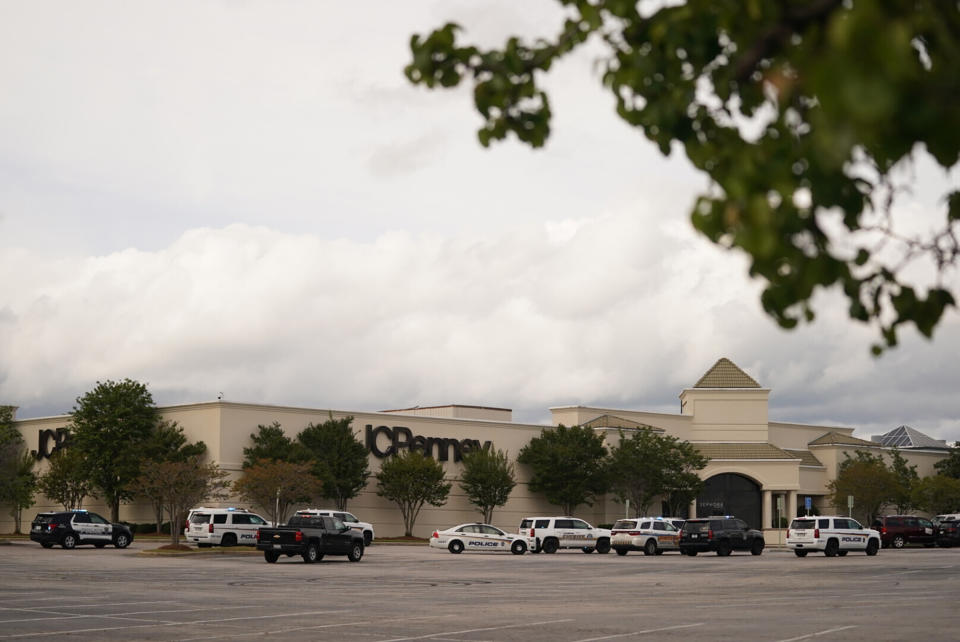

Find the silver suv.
[{"left": 518, "top": 516, "right": 612, "bottom": 554}]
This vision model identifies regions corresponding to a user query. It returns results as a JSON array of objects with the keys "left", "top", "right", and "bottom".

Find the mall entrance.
[{"left": 696, "top": 473, "right": 762, "bottom": 529}]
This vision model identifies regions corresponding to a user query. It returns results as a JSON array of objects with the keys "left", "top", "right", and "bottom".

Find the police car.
[
  {"left": 518, "top": 516, "right": 612, "bottom": 554},
  {"left": 292, "top": 509, "right": 375, "bottom": 546},
  {"left": 786, "top": 516, "right": 881, "bottom": 557},
  {"left": 611, "top": 517, "right": 681, "bottom": 556},
  {"left": 29, "top": 510, "right": 133, "bottom": 550},
  {"left": 430, "top": 523, "right": 535, "bottom": 555},
  {"left": 185, "top": 507, "right": 269, "bottom": 547}
]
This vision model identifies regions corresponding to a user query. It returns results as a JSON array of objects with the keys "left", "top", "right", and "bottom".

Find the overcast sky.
[{"left": 2, "top": 1, "right": 958, "bottom": 443}]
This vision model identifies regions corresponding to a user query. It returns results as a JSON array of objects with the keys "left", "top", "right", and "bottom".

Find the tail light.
[
  {"left": 432, "top": 531, "right": 439, "bottom": 539},
  {"left": 255, "top": 529, "right": 260, "bottom": 541},
  {"left": 627, "top": 531, "right": 641, "bottom": 536},
  {"left": 295, "top": 530, "right": 303, "bottom": 542},
  {"left": 881, "top": 527, "right": 887, "bottom": 535},
  {"left": 208, "top": 523, "right": 214, "bottom": 533},
  {"left": 529, "top": 528, "right": 535, "bottom": 537},
  {"left": 814, "top": 528, "right": 820, "bottom": 538},
  {"left": 184, "top": 520, "right": 189, "bottom": 531},
  {"left": 707, "top": 530, "right": 714, "bottom": 540}
]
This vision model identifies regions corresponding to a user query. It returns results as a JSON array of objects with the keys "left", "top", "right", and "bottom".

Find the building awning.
[
  {"left": 783, "top": 449, "right": 825, "bottom": 468},
  {"left": 695, "top": 443, "right": 799, "bottom": 461}
]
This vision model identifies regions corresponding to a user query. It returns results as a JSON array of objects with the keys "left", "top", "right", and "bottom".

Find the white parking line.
[
  {"left": 0, "top": 600, "right": 176, "bottom": 611},
  {"left": 775, "top": 625, "right": 856, "bottom": 642},
  {"left": 0, "top": 609, "right": 351, "bottom": 639},
  {"left": 374, "top": 618, "right": 576, "bottom": 642},
  {"left": 0, "top": 604, "right": 253, "bottom": 624},
  {"left": 571, "top": 622, "right": 705, "bottom": 641},
  {"left": 178, "top": 614, "right": 459, "bottom": 641}
]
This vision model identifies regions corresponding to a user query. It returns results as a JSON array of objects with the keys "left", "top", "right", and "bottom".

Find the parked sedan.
[{"left": 430, "top": 523, "right": 535, "bottom": 555}]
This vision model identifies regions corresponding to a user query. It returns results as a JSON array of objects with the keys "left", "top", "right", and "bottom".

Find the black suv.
[
  {"left": 679, "top": 516, "right": 764, "bottom": 556},
  {"left": 936, "top": 518, "right": 960, "bottom": 548},
  {"left": 30, "top": 510, "right": 134, "bottom": 550}
]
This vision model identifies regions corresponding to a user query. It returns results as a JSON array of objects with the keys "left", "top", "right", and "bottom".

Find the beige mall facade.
[{"left": 5, "top": 358, "right": 950, "bottom": 541}]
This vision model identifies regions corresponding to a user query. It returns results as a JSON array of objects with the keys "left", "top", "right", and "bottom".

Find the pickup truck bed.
[{"left": 256, "top": 515, "right": 365, "bottom": 564}]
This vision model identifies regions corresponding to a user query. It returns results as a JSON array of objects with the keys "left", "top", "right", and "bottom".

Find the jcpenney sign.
[{"left": 365, "top": 425, "right": 491, "bottom": 462}]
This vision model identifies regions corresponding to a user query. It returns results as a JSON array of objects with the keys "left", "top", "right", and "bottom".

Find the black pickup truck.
[{"left": 255, "top": 515, "right": 365, "bottom": 564}]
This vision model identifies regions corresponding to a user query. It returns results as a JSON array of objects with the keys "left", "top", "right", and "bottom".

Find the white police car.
[
  {"left": 786, "top": 516, "right": 881, "bottom": 557},
  {"left": 430, "top": 523, "right": 536, "bottom": 555},
  {"left": 186, "top": 507, "right": 269, "bottom": 547},
  {"left": 518, "top": 516, "right": 612, "bottom": 554},
  {"left": 293, "top": 509, "right": 375, "bottom": 546},
  {"left": 611, "top": 517, "right": 681, "bottom": 556}
]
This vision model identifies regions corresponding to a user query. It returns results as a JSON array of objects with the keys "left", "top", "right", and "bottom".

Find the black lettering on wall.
[
  {"left": 365, "top": 425, "right": 491, "bottom": 463},
  {"left": 32, "top": 428, "right": 71, "bottom": 460}
]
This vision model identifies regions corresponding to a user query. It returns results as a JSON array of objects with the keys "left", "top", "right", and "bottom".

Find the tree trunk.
[{"left": 111, "top": 498, "right": 120, "bottom": 524}]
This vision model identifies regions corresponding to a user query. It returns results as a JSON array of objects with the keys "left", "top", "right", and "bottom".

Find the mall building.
[{"left": 6, "top": 358, "right": 951, "bottom": 540}]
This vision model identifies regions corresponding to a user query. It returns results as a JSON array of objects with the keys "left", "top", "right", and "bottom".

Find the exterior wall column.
[
  {"left": 787, "top": 490, "right": 797, "bottom": 522},
  {"left": 688, "top": 499, "right": 697, "bottom": 519},
  {"left": 762, "top": 490, "right": 772, "bottom": 529}
]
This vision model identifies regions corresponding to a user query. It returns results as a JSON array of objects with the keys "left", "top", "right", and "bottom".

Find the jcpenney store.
[{"left": 7, "top": 358, "right": 950, "bottom": 540}]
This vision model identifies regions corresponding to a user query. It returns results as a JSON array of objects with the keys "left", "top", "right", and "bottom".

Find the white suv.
[
  {"left": 518, "top": 517, "right": 612, "bottom": 554},
  {"left": 186, "top": 507, "right": 269, "bottom": 547},
  {"left": 293, "top": 509, "right": 375, "bottom": 546},
  {"left": 611, "top": 517, "right": 681, "bottom": 555},
  {"left": 786, "top": 516, "right": 881, "bottom": 557}
]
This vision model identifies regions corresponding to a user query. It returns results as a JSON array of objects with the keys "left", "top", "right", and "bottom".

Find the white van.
[{"left": 186, "top": 507, "right": 269, "bottom": 547}]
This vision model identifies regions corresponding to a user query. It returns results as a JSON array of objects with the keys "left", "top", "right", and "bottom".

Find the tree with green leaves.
[
  {"left": 407, "top": 2, "right": 960, "bottom": 353},
  {"left": 458, "top": 447, "right": 516, "bottom": 524},
  {"left": 0, "top": 407, "right": 37, "bottom": 534},
  {"left": 889, "top": 447, "right": 920, "bottom": 514},
  {"left": 69, "top": 379, "right": 160, "bottom": 522},
  {"left": 233, "top": 460, "right": 319, "bottom": 526},
  {"left": 38, "top": 448, "right": 92, "bottom": 510},
  {"left": 134, "top": 457, "right": 230, "bottom": 547},
  {"left": 140, "top": 420, "right": 208, "bottom": 533},
  {"left": 376, "top": 450, "right": 451, "bottom": 537},
  {"left": 296, "top": 415, "right": 369, "bottom": 511},
  {"left": 517, "top": 424, "right": 608, "bottom": 515},
  {"left": 607, "top": 429, "right": 707, "bottom": 517},
  {"left": 934, "top": 444, "right": 960, "bottom": 479},
  {"left": 827, "top": 450, "right": 897, "bottom": 524},
  {"left": 242, "top": 422, "right": 306, "bottom": 468},
  {"left": 911, "top": 475, "right": 960, "bottom": 516}
]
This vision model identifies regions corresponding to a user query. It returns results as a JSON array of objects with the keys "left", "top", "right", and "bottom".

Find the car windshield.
[
  {"left": 791, "top": 519, "right": 816, "bottom": 529},
  {"left": 682, "top": 521, "right": 711, "bottom": 534},
  {"left": 612, "top": 520, "right": 636, "bottom": 530},
  {"left": 189, "top": 513, "right": 211, "bottom": 524},
  {"left": 32, "top": 514, "right": 57, "bottom": 525}
]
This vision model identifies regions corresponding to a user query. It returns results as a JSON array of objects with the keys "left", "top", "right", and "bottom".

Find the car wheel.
[
  {"left": 448, "top": 540, "right": 464, "bottom": 554},
  {"left": 865, "top": 539, "right": 880, "bottom": 556},
  {"left": 264, "top": 551, "right": 280, "bottom": 563},
  {"left": 41, "top": 542, "right": 54, "bottom": 549},
  {"left": 542, "top": 538, "right": 559, "bottom": 554},
  {"left": 716, "top": 542, "right": 731, "bottom": 557},
  {"left": 511, "top": 540, "right": 527, "bottom": 555},
  {"left": 114, "top": 533, "right": 130, "bottom": 549},
  {"left": 643, "top": 540, "right": 658, "bottom": 556},
  {"left": 794, "top": 549, "right": 808, "bottom": 557},
  {"left": 615, "top": 548, "right": 628, "bottom": 556},
  {"left": 221, "top": 533, "right": 237, "bottom": 547},
  {"left": 302, "top": 542, "right": 320, "bottom": 563},
  {"left": 892, "top": 535, "right": 906, "bottom": 549},
  {"left": 751, "top": 539, "right": 764, "bottom": 556},
  {"left": 596, "top": 538, "right": 611, "bottom": 554},
  {"left": 61, "top": 533, "right": 78, "bottom": 550},
  {"left": 581, "top": 547, "right": 595, "bottom": 554},
  {"left": 824, "top": 539, "right": 839, "bottom": 557},
  {"left": 363, "top": 531, "right": 373, "bottom": 547},
  {"left": 347, "top": 542, "right": 364, "bottom": 562}
]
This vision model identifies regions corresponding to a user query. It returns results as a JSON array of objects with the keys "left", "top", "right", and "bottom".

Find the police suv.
[
  {"left": 185, "top": 507, "right": 269, "bottom": 547},
  {"left": 611, "top": 517, "right": 681, "bottom": 556},
  {"left": 293, "top": 509, "right": 375, "bottom": 546},
  {"left": 30, "top": 510, "right": 133, "bottom": 550},
  {"left": 786, "top": 516, "right": 881, "bottom": 557},
  {"left": 430, "top": 523, "right": 535, "bottom": 555},
  {"left": 518, "top": 516, "right": 612, "bottom": 554}
]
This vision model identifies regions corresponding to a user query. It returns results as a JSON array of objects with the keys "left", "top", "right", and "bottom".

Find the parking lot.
[{"left": 0, "top": 541, "right": 956, "bottom": 641}]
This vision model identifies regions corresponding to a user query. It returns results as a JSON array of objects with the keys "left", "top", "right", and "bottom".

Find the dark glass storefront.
[{"left": 696, "top": 473, "right": 762, "bottom": 529}]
